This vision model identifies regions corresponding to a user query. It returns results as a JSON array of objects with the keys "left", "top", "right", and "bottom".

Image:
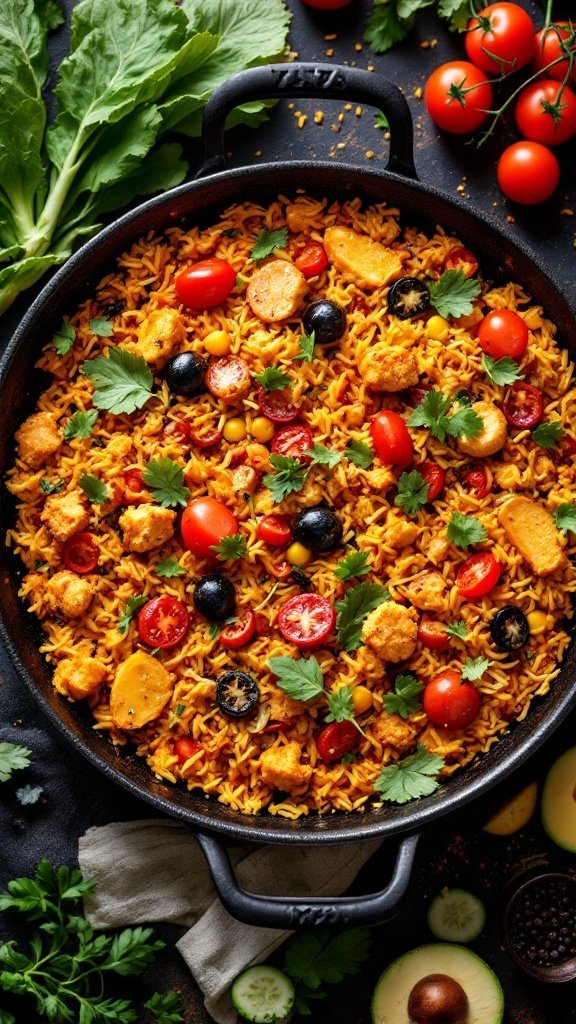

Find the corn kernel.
[
  {"left": 427, "top": 315, "right": 450, "bottom": 341},
  {"left": 286, "top": 542, "right": 312, "bottom": 566},
  {"left": 250, "top": 416, "right": 275, "bottom": 443},
  {"left": 352, "top": 685, "right": 373, "bottom": 714},
  {"left": 223, "top": 417, "right": 247, "bottom": 443},
  {"left": 204, "top": 330, "right": 232, "bottom": 356},
  {"left": 527, "top": 610, "right": 547, "bottom": 635}
]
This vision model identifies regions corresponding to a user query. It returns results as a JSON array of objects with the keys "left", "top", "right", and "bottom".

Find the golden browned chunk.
[
  {"left": 110, "top": 651, "right": 173, "bottom": 730},
  {"left": 53, "top": 656, "right": 107, "bottom": 701},
  {"left": 247, "top": 260, "right": 307, "bottom": 322},
  {"left": 119, "top": 504, "right": 176, "bottom": 553},
  {"left": 365, "top": 466, "right": 395, "bottom": 493},
  {"left": 267, "top": 689, "right": 302, "bottom": 723},
  {"left": 15, "top": 412, "right": 61, "bottom": 469},
  {"left": 41, "top": 490, "right": 90, "bottom": 543},
  {"left": 426, "top": 534, "right": 450, "bottom": 565},
  {"left": 128, "top": 307, "right": 187, "bottom": 369},
  {"left": 372, "top": 712, "right": 418, "bottom": 753},
  {"left": 361, "top": 600, "right": 419, "bottom": 662},
  {"left": 402, "top": 571, "right": 447, "bottom": 611},
  {"left": 323, "top": 226, "right": 403, "bottom": 289},
  {"left": 46, "top": 570, "right": 95, "bottom": 618},
  {"left": 386, "top": 513, "right": 418, "bottom": 549},
  {"left": 259, "top": 741, "right": 312, "bottom": 792},
  {"left": 498, "top": 496, "right": 566, "bottom": 577},
  {"left": 493, "top": 463, "right": 523, "bottom": 491},
  {"left": 206, "top": 356, "right": 251, "bottom": 403},
  {"left": 360, "top": 344, "right": 418, "bottom": 392},
  {"left": 457, "top": 401, "right": 507, "bottom": 458},
  {"left": 231, "top": 465, "right": 260, "bottom": 495}
]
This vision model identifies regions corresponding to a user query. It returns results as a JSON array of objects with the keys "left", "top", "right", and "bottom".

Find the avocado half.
[
  {"left": 371, "top": 943, "right": 504, "bottom": 1024},
  {"left": 541, "top": 746, "right": 576, "bottom": 852}
]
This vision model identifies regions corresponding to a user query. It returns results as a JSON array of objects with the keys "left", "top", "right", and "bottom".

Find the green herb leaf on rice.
[
  {"left": 428, "top": 270, "right": 481, "bottom": 319},
  {"left": 263, "top": 455, "right": 309, "bottom": 502},
  {"left": 325, "top": 686, "right": 356, "bottom": 725},
  {"left": 446, "top": 619, "right": 468, "bottom": 640},
  {"left": 250, "top": 227, "right": 288, "bottom": 260},
  {"left": 78, "top": 472, "right": 109, "bottom": 505},
  {"left": 295, "top": 331, "right": 316, "bottom": 362},
  {"left": 394, "top": 469, "right": 429, "bottom": 517},
  {"left": 553, "top": 502, "right": 576, "bottom": 534},
  {"left": 210, "top": 534, "right": 247, "bottom": 561},
  {"left": 63, "top": 409, "right": 98, "bottom": 440},
  {"left": 156, "top": 556, "right": 186, "bottom": 578},
  {"left": 335, "top": 582, "right": 389, "bottom": 652},
  {"left": 253, "top": 366, "right": 291, "bottom": 392},
  {"left": 82, "top": 347, "right": 153, "bottom": 415},
  {"left": 306, "top": 444, "right": 343, "bottom": 469},
  {"left": 268, "top": 655, "right": 324, "bottom": 702},
  {"left": 52, "top": 322, "right": 75, "bottom": 356},
  {"left": 117, "top": 594, "right": 147, "bottom": 635},
  {"left": 532, "top": 420, "right": 564, "bottom": 449},
  {"left": 462, "top": 656, "right": 491, "bottom": 681},
  {"left": 383, "top": 673, "right": 424, "bottom": 719},
  {"left": 482, "top": 355, "right": 524, "bottom": 387},
  {"left": 374, "top": 745, "right": 445, "bottom": 804},
  {"left": 89, "top": 317, "right": 113, "bottom": 337},
  {"left": 344, "top": 439, "right": 374, "bottom": 469},
  {"left": 334, "top": 550, "right": 370, "bottom": 582},
  {"left": 447, "top": 512, "right": 487, "bottom": 548},
  {"left": 143, "top": 457, "right": 189, "bottom": 508}
]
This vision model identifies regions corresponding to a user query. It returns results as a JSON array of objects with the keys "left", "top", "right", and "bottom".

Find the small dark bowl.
[{"left": 503, "top": 872, "right": 576, "bottom": 983}]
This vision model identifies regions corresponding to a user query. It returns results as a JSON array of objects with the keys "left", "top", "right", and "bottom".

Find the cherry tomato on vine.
[
  {"left": 137, "top": 595, "right": 189, "bottom": 649},
  {"left": 502, "top": 381, "right": 544, "bottom": 429},
  {"left": 423, "top": 669, "right": 481, "bottom": 730},
  {"left": 497, "top": 142, "right": 560, "bottom": 205},
  {"left": 462, "top": 465, "right": 491, "bottom": 498},
  {"left": 456, "top": 552, "right": 501, "bottom": 599},
  {"left": 418, "top": 616, "right": 450, "bottom": 652},
  {"left": 419, "top": 460, "right": 446, "bottom": 502},
  {"left": 532, "top": 22, "right": 576, "bottom": 83},
  {"left": 316, "top": 720, "right": 359, "bottom": 762},
  {"left": 371, "top": 410, "right": 414, "bottom": 466},
  {"left": 424, "top": 61, "right": 493, "bottom": 134},
  {"left": 294, "top": 243, "right": 329, "bottom": 278},
  {"left": 465, "top": 3, "right": 536, "bottom": 74},
  {"left": 515, "top": 80, "right": 576, "bottom": 147},
  {"left": 442, "top": 246, "right": 479, "bottom": 279},
  {"left": 277, "top": 593, "right": 336, "bottom": 648},
  {"left": 271, "top": 424, "right": 314, "bottom": 463},
  {"left": 63, "top": 532, "right": 99, "bottom": 574},
  {"left": 257, "top": 515, "right": 292, "bottom": 547},
  {"left": 477, "top": 308, "right": 529, "bottom": 360},
  {"left": 181, "top": 497, "right": 239, "bottom": 559},
  {"left": 174, "top": 737, "right": 202, "bottom": 765},
  {"left": 219, "top": 609, "right": 257, "bottom": 650},
  {"left": 175, "top": 258, "right": 236, "bottom": 309}
]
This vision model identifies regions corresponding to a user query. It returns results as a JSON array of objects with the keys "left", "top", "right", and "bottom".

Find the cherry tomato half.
[
  {"left": 137, "top": 595, "right": 189, "bottom": 649},
  {"left": 456, "top": 552, "right": 501, "bottom": 599},
  {"left": 420, "top": 460, "right": 446, "bottom": 502},
  {"left": 294, "top": 242, "right": 329, "bottom": 278},
  {"left": 371, "top": 410, "right": 414, "bottom": 466},
  {"left": 423, "top": 669, "right": 481, "bottom": 730},
  {"left": 257, "top": 387, "right": 300, "bottom": 424},
  {"left": 181, "top": 497, "right": 239, "bottom": 559},
  {"left": 532, "top": 22, "right": 576, "bottom": 83},
  {"left": 163, "top": 419, "right": 193, "bottom": 445},
  {"left": 465, "top": 2, "right": 536, "bottom": 74},
  {"left": 461, "top": 465, "right": 491, "bottom": 498},
  {"left": 497, "top": 142, "right": 560, "bottom": 205},
  {"left": 418, "top": 616, "right": 450, "bottom": 652},
  {"left": 122, "top": 469, "right": 149, "bottom": 504},
  {"left": 189, "top": 426, "right": 223, "bottom": 449},
  {"left": 316, "top": 720, "right": 359, "bottom": 762},
  {"left": 271, "top": 424, "right": 314, "bottom": 463},
  {"left": 174, "top": 737, "right": 202, "bottom": 765},
  {"left": 442, "top": 246, "right": 479, "bottom": 279},
  {"left": 477, "top": 309, "right": 529, "bottom": 360},
  {"left": 257, "top": 514, "right": 292, "bottom": 547},
  {"left": 502, "top": 381, "right": 544, "bottom": 429},
  {"left": 219, "top": 609, "right": 257, "bottom": 650},
  {"left": 277, "top": 593, "right": 336, "bottom": 648},
  {"left": 62, "top": 532, "right": 99, "bottom": 574},
  {"left": 515, "top": 79, "right": 576, "bottom": 147},
  {"left": 424, "top": 61, "right": 493, "bottom": 134},
  {"left": 175, "top": 258, "right": 236, "bottom": 309}
]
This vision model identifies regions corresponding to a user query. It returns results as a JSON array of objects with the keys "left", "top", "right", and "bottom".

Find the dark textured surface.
[{"left": 1, "top": 0, "right": 576, "bottom": 1021}]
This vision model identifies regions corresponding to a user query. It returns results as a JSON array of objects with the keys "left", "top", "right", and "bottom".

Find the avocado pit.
[{"left": 408, "top": 973, "right": 469, "bottom": 1024}]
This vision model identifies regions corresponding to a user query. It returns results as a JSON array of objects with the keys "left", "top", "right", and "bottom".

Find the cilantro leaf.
[
  {"left": 374, "top": 745, "right": 445, "bottom": 804},
  {"left": 63, "top": 409, "right": 98, "bottom": 440},
  {"left": 253, "top": 366, "right": 291, "bottom": 391},
  {"left": 283, "top": 928, "right": 372, "bottom": 1016},
  {"left": 268, "top": 655, "right": 324, "bottom": 701},
  {"left": 295, "top": 331, "right": 316, "bottom": 362},
  {"left": 263, "top": 455, "right": 309, "bottom": 501},
  {"left": 144, "top": 991, "right": 184, "bottom": 1024},
  {"left": 325, "top": 686, "right": 356, "bottom": 724},
  {"left": 251, "top": 227, "right": 288, "bottom": 260},
  {"left": 40, "top": 478, "right": 65, "bottom": 495},
  {"left": 409, "top": 390, "right": 452, "bottom": 442},
  {"left": 445, "top": 404, "right": 483, "bottom": 440},
  {"left": 335, "top": 582, "right": 389, "bottom": 652},
  {"left": 143, "top": 457, "right": 189, "bottom": 508},
  {"left": 156, "top": 557, "right": 186, "bottom": 578},
  {"left": 306, "top": 444, "right": 343, "bottom": 468},
  {"left": 553, "top": 502, "right": 576, "bottom": 534},
  {"left": 82, "top": 347, "right": 153, "bottom": 415},
  {"left": 447, "top": 512, "right": 487, "bottom": 548},
  {"left": 52, "top": 321, "right": 75, "bottom": 356},
  {"left": 16, "top": 785, "right": 44, "bottom": 806},
  {"left": 117, "top": 595, "right": 147, "bottom": 635},
  {"left": 334, "top": 550, "right": 370, "bottom": 582},
  {"left": 482, "top": 355, "right": 524, "bottom": 387},
  {"left": 438, "top": 0, "right": 472, "bottom": 31},
  {"left": 78, "top": 473, "right": 109, "bottom": 505},
  {"left": 364, "top": 2, "right": 413, "bottom": 53},
  {"left": 0, "top": 742, "right": 32, "bottom": 783},
  {"left": 383, "top": 673, "right": 424, "bottom": 719},
  {"left": 446, "top": 619, "right": 468, "bottom": 640},
  {"left": 462, "top": 656, "right": 491, "bottom": 681},
  {"left": 210, "top": 533, "right": 247, "bottom": 560},
  {"left": 532, "top": 420, "right": 564, "bottom": 449},
  {"left": 394, "top": 469, "right": 429, "bottom": 516},
  {"left": 428, "top": 270, "right": 481, "bottom": 319},
  {"left": 344, "top": 439, "right": 374, "bottom": 469},
  {"left": 89, "top": 317, "right": 113, "bottom": 337}
]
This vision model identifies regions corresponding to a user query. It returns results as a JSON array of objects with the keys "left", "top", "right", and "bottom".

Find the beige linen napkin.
[{"left": 78, "top": 819, "right": 382, "bottom": 1024}]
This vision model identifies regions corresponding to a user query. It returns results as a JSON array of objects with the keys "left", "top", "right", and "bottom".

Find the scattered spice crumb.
[
  {"left": 287, "top": 102, "right": 294, "bottom": 110},
  {"left": 314, "top": 110, "right": 324, "bottom": 125},
  {"left": 354, "top": 42, "right": 362, "bottom": 52},
  {"left": 507, "top": 215, "right": 516, "bottom": 224},
  {"left": 297, "top": 114, "right": 307, "bottom": 129},
  {"left": 337, "top": 142, "right": 346, "bottom": 149},
  {"left": 355, "top": 105, "right": 362, "bottom": 117},
  {"left": 326, "top": 48, "right": 334, "bottom": 57},
  {"left": 561, "top": 208, "right": 574, "bottom": 216},
  {"left": 324, "top": 33, "right": 337, "bottom": 41},
  {"left": 420, "top": 40, "right": 431, "bottom": 49},
  {"left": 338, "top": 112, "right": 345, "bottom": 123},
  {"left": 331, "top": 124, "right": 341, "bottom": 133},
  {"left": 344, "top": 103, "right": 352, "bottom": 111},
  {"left": 457, "top": 184, "right": 465, "bottom": 193},
  {"left": 384, "top": 131, "right": 390, "bottom": 140},
  {"left": 414, "top": 86, "right": 423, "bottom": 99},
  {"left": 365, "top": 150, "right": 375, "bottom": 160},
  {"left": 254, "top": 150, "right": 262, "bottom": 158},
  {"left": 367, "top": 64, "right": 375, "bottom": 72}
]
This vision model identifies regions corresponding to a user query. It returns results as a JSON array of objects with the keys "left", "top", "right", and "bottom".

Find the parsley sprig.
[
  {"left": 446, "top": 619, "right": 468, "bottom": 641},
  {"left": 253, "top": 366, "right": 291, "bottom": 392},
  {"left": 282, "top": 928, "right": 372, "bottom": 1016},
  {"left": 210, "top": 534, "right": 247, "bottom": 561},
  {"left": 143, "top": 457, "right": 189, "bottom": 508},
  {"left": 394, "top": 470, "right": 429, "bottom": 517},
  {"left": 0, "top": 742, "right": 32, "bottom": 783},
  {"left": 156, "top": 557, "right": 186, "bottom": 578},
  {"left": 409, "top": 389, "right": 482, "bottom": 443},
  {"left": 532, "top": 420, "right": 564, "bottom": 449},
  {"left": 306, "top": 444, "right": 343, "bottom": 468},
  {"left": 374, "top": 745, "right": 445, "bottom": 804},
  {"left": 268, "top": 655, "right": 324, "bottom": 701},
  {"left": 482, "top": 355, "right": 524, "bottom": 386},
  {"left": 462, "top": 656, "right": 491, "bottom": 681},
  {"left": 79, "top": 473, "right": 109, "bottom": 505},
  {"left": 117, "top": 595, "right": 147, "bottom": 635},
  {"left": 553, "top": 503, "right": 576, "bottom": 534},
  {"left": 428, "top": 269, "right": 481, "bottom": 319},
  {"left": 447, "top": 512, "right": 487, "bottom": 548},
  {"left": 89, "top": 317, "right": 113, "bottom": 337},
  {"left": 52, "top": 321, "right": 75, "bottom": 356},
  {"left": 251, "top": 227, "right": 288, "bottom": 260},
  {"left": 63, "top": 409, "right": 98, "bottom": 441},
  {"left": 334, "top": 550, "right": 370, "bottom": 582},
  {"left": 383, "top": 673, "right": 424, "bottom": 719},
  {"left": 335, "top": 582, "right": 389, "bottom": 652},
  {"left": 296, "top": 331, "right": 316, "bottom": 362},
  {"left": 82, "top": 347, "right": 153, "bottom": 415},
  {"left": 325, "top": 685, "right": 356, "bottom": 725},
  {"left": 344, "top": 439, "right": 374, "bottom": 469},
  {"left": 263, "top": 455, "right": 309, "bottom": 501}
]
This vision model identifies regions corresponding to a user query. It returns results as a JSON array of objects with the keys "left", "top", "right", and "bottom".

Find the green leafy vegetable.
[
  {"left": 374, "top": 744, "right": 445, "bottom": 804},
  {"left": 144, "top": 992, "right": 184, "bottom": 1024},
  {"left": 409, "top": 390, "right": 482, "bottom": 443},
  {"left": 39, "top": 477, "right": 64, "bottom": 495},
  {"left": 428, "top": 270, "right": 481, "bottom": 319},
  {"left": 482, "top": 355, "right": 524, "bottom": 386},
  {"left": 306, "top": 443, "right": 343, "bottom": 468},
  {"left": 89, "top": 317, "right": 113, "bottom": 337},
  {"left": 268, "top": 655, "right": 324, "bottom": 701},
  {"left": 334, "top": 550, "right": 370, "bottom": 582},
  {"left": 263, "top": 454, "right": 308, "bottom": 502},
  {"left": 532, "top": 420, "right": 564, "bottom": 449},
  {"left": 282, "top": 928, "right": 372, "bottom": 1017},
  {"left": 394, "top": 469, "right": 428, "bottom": 516},
  {"left": 446, "top": 619, "right": 468, "bottom": 640},
  {"left": 553, "top": 502, "right": 576, "bottom": 534},
  {"left": 143, "top": 457, "right": 189, "bottom": 508},
  {"left": 364, "top": 1, "right": 414, "bottom": 53},
  {"left": 63, "top": 408, "right": 98, "bottom": 440},
  {"left": 383, "top": 673, "right": 424, "bottom": 719},
  {"left": 325, "top": 686, "right": 356, "bottom": 725},
  {"left": 78, "top": 472, "right": 109, "bottom": 505},
  {"left": 253, "top": 365, "right": 291, "bottom": 391},
  {"left": 0, "top": 742, "right": 32, "bottom": 783},
  {"left": 250, "top": 227, "right": 288, "bottom": 260},
  {"left": 117, "top": 594, "right": 147, "bottom": 635},
  {"left": 448, "top": 404, "right": 484, "bottom": 440},
  {"left": 438, "top": 0, "right": 472, "bottom": 31},
  {"left": 83, "top": 347, "right": 153, "bottom": 415},
  {"left": 462, "top": 656, "right": 491, "bottom": 681},
  {"left": 295, "top": 331, "right": 316, "bottom": 362},
  {"left": 210, "top": 533, "right": 247, "bottom": 560},
  {"left": 16, "top": 784, "right": 44, "bottom": 806},
  {"left": 344, "top": 439, "right": 374, "bottom": 469},
  {"left": 52, "top": 321, "right": 75, "bottom": 355},
  {"left": 447, "top": 512, "right": 487, "bottom": 548},
  {"left": 156, "top": 556, "right": 186, "bottom": 578},
  {"left": 335, "top": 582, "right": 389, "bottom": 652}
]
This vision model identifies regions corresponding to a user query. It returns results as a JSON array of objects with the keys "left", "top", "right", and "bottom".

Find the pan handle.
[
  {"left": 195, "top": 830, "right": 420, "bottom": 929},
  {"left": 197, "top": 63, "right": 417, "bottom": 181}
]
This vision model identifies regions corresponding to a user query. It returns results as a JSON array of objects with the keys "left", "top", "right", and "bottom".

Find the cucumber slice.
[
  {"left": 231, "top": 965, "right": 295, "bottom": 1023},
  {"left": 427, "top": 887, "right": 486, "bottom": 943}
]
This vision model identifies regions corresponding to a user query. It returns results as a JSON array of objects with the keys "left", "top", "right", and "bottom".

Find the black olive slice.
[
  {"left": 194, "top": 574, "right": 236, "bottom": 622},
  {"left": 292, "top": 507, "right": 343, "bottom": 553},
  {"left": 490, "top": 605, "right": 529, "bottom": 651},
  {"left": 217, "top": 670, "right": 259, "bottom": 717},
  {"left": 388, "top": 277, "right": 430, "bottom": 320},
  {"left": 302, "top": 300, "right": 346, "bottom": 345},
  {"left": 165, "top": 351, "right": 208, "bottom": 396}
]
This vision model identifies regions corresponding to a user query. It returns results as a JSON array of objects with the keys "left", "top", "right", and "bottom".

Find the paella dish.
[{"left": 6, "top": 194, "right": 576, "bottom": 817}]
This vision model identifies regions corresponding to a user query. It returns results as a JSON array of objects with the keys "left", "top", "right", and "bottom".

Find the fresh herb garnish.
[
  {"left": 532, "top": 420, "right": 564, "bottom": 449},
  {"left": 208, "top": 624, "right": 220, "bottom": 641},
  {"left": 144, "top": 991, "right": 185, "bottom": 1024},
  {"left": 325, "top": 686, "right": 356, "bottom": 725},
  {"left": 447, "top": 512, "right": 487, "bottom": 548},
  {"left": 394, "top": 470, "right": 429, "bottom": 517},
  {"left": 253, "top": 366, "right": 292, "bottom": 392},
  {"left": 78, "top": 472, "right": 109, "bottom": 505},
  {"left": 263, "top": 454, "right": 309, "bottom": 501},
  {"left": 335, "top": 582, "right": 389, "bottom": 652},
  {"left": 117, "top": 594, "right": 147, "bottom": 635},
  {"left": 482, "top": 355, "right": 524, "bottom": 386},
  {"left": 268, "top": 655, "right": 324, "bottom": 701},
  {"left": 334, "top": 550, "right": 370, "bottom": 582},
  {"left": 428, "top": 270, "right": 481, "bottom": 319},
  {"left": 462, "top": 656, "right": 491, "bottom": 681},
  {"left": 156, "top": 556, "right": 186, "bottom": 578},
  {"left": 344, "top": 439, "right": 374, "bottom": 469},
  {"left": 15, "top": 784, "right": 44, "bottom": 806},
  {"left": 89, "top": 317, "right": 113, "bottom": 337},
  {"left": 0, "top": 742, "right": 32, "bottom": 783},
  {"left": 39, "top": 478, "right": 65, "bottom": 495},
  {"left": 553, "top": 502, "right": 576, "bottom": 534},
  {"left": 446, "top": 619, "right": 468, "bottom": 640},
  {"left": 306, "top": 443, "right": 343, "bottom": 468},
  {"left": 52, "top": 321, "right": 75, "bottom": 356},
  {"left": 364, "top": 0, "right": 506, "bottom": 55},
  {"left": 251, "top": 227, "right": 288, "bottom": 260},
  {"left": 63, "top": 408, "right": 98, "bottom": 440},
  {"left": 143, "top": 457, "right": 189, "bottom": 509},
  {"left": 374, "top": 111, "right": 389, "bottom": 129},
  {"left": 295, "top": 331, "right": 316, "bottom": 362},
  {"left": 383, "top": 673, "right": 424, "bottom": 719},
  {"left": 374, "top": 745, "right": 445, "bottom": 804},
  {"left": 409, "top": 389, "right": 482, "bottom": 443},
  {"left": 448, "top": 404, "right": 484, "bottom": 439},
  {"left": 282, "top": 928, "right": 372, "bottom": 1017},
  {"left": 210, "top": 533, "right": 247, "bottom": 561},
  {"left": 82, "top": 347, "right": 153, "bottom": 415}
]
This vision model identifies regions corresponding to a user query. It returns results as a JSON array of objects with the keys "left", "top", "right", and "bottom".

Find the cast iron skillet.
[{"left": 1, "top": 65, "right": 575, "bottom": 929}]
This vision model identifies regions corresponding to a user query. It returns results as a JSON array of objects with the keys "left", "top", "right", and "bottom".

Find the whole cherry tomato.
[
  {"left": 63, "top": 532, "right": 99, "bottom": 574},
  {"left": 277, "top": 593, "right": 336, "bottom": 648},
  {"left": 294, "top": 243, "right": 329, "bottom": 278},
  {"left": 256, "top": 514, "right": 292, "bottom": 547},
  {"left": 137, "top": 595, "right": 189, "bottom": 649},
  {"left": 515, "top": 79, "right": 576, "bottom": 147},
  {"left": 175, "top": 258, "right": 236, "bottom": 309},
  {"left": 420, "top": 460, "right": 446, "bottom": 502},
  {"left": 502, "top": 381, "right": 544, "bottom": 429},
  {"left": 532, "top": 22, "right": 576, "bottom": 83},
  {"left": 174, "top": 737, "right": 202, "bottom": 765},
  {"left": 477, "top": 309, "right": 529, "bottom": 360},
  {"left": 442, "top": 247, "right": 479, "bottom": 278},
  {"left": 316, "top": 720, "right": 359, "bottom": 762},
  {"left": 271, "top": 424, "right": 314, "bottom": 463},
  {"left": 181, "top": 497, "right": 239, "bottom": 559},
  {"left": 219, "top": 609, "right": 257, "bottom": 650},
  {"left": 461, "top": 465, "right": 491, "bottom": 498},
  {"left": 423, "top": 669, "right": 481, "bottom": 730},
  {"left": 497, "top": 142, "right": 560, "bottom": 205},
  {"left": 371, "top": 410, "right": 414, "bottom": 466},
  {"left": 456, "top": 552, "right": 501, "bottom": 599},
  {"left": 418, "top": 616, "right": 450, "bottom": 652},
  {"left": 465, "top": 3, "right": 536, "bottom": 74},
  {"left": 424, "top": 61, "right": 493, "bottom": 134}
]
